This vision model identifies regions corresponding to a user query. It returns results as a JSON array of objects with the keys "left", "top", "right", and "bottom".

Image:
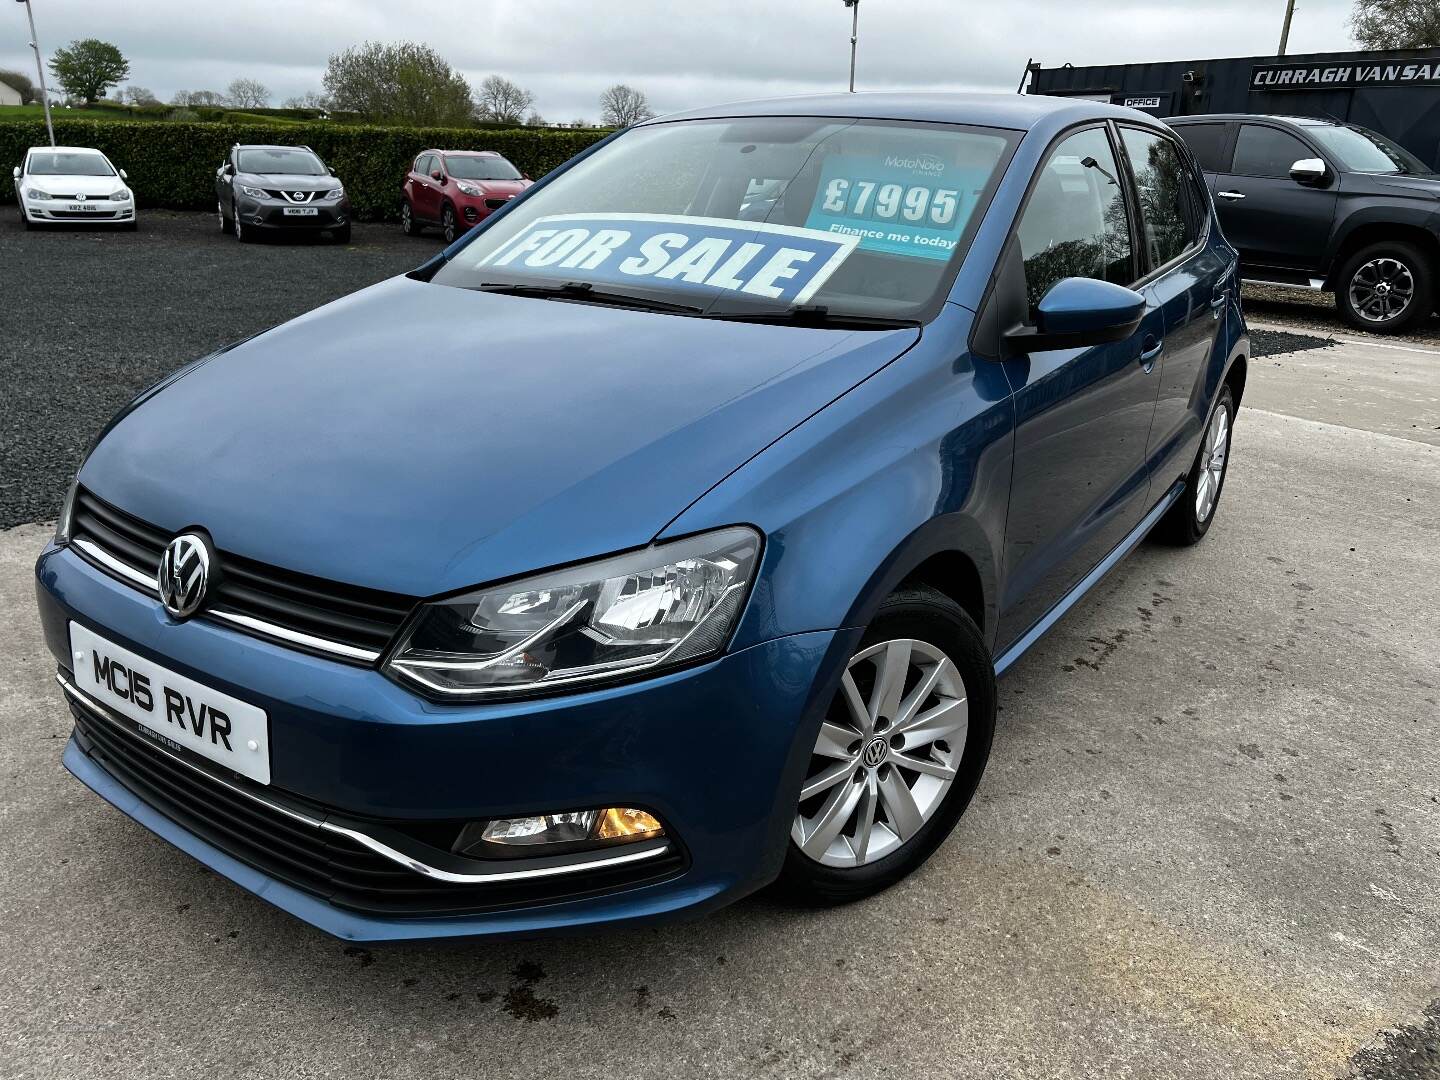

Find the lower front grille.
[
  {"left": 67, "top": 685, "right": 685, "bottom": 917},
  {"left": 50, "top": 210, "right": 121, "bottom": 219}
]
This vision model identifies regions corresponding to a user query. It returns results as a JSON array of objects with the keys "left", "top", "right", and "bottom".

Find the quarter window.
[
  {"left": 1016, "top": 127, "right": 1134, "bottom": 311},
  {"left": 1231, "top": 125, "right": 1313, "bottom": 178},
  {"left": 1119, "top": 127, "right": 1197, "bottom": 270}
]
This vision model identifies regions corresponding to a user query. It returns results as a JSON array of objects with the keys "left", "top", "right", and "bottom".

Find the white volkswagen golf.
[{"left": 12, "top": 145, "right": 136, "bottom": 229}]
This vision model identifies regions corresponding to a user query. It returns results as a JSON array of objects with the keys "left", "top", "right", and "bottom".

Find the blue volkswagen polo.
[{"left": 35, "top": 93, "right": 1247, "bottom": 941}]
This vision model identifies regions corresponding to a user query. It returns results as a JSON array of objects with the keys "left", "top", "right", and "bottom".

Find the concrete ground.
[{"left": 1, "top": 255, "right": 1438, "bottom": 1077}]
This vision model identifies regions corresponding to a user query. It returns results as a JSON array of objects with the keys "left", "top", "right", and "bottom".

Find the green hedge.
[{"left": 0, "top": 119, "right": 610, "bottom": 220}]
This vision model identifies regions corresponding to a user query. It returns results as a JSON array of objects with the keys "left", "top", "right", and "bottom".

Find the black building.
[{"left": 1028, "top": 46, "right": 1440, "bottom": 167}]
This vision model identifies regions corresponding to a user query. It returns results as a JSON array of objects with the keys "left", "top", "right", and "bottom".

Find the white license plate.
[
  {"left": 70, "top": 622, "right": 271, "bottom": 784},
  {"left": 68, "top": 203, "right": 103, "bottom": 212},
  {"left": 282, "top": 207, "right": 318, "bottom": 216}
]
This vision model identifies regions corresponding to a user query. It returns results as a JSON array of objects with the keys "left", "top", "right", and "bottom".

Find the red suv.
[{"left": 401, "top": 150, "right": 533, "bottom": 242}]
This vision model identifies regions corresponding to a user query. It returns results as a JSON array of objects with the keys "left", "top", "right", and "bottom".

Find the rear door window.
[
  {"left": 1173, "top": 123, "right": 1232, "bottom": 173},
  {"left": 1119, "top": 127, "right": 1198, "bottom": 271},
  {"left": 1232, "top": 125, "right": 1313, "bottom": 178}
]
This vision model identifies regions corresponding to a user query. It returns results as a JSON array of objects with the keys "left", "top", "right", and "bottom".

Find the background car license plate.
[
  {"left": 69, "top": 622, "right": 271, "bottom": 784},
  {"left": 282, "top": 207, "right": 318, "bottom": 216}
]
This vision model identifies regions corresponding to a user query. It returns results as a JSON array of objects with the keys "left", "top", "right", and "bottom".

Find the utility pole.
[
  {"left": 844, "top": 0, "right": 860, "bottom": 93},
  {"left": 17, "top": 0, "right": 56, "bottom": 146},
  {"left": 1277, "top": 0, "right": 1297, "bottom": 57}
]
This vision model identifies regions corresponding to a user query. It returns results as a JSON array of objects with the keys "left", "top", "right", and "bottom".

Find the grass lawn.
[{"left": 0, "top": 104, "right": 174, "bottom": 122}]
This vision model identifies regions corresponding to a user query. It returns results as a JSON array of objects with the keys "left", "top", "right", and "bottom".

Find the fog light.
[{"left": 453, "top": 806, "right": 665, "bottom": 855}]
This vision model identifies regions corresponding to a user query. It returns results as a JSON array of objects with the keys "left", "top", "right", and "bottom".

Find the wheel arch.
[{"left": 1323, "top": 220, "right": 1440, "bottom": 289}]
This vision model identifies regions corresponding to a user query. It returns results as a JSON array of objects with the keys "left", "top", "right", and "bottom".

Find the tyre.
[
  {"left": 234, "top": 203, "right": 254, "bottom": 243},
  {"left": 778, "top": 585, "right": 996, "bottom": 905},
  {"left": 331, "top": 223, "right": 351, "bottom": 244},
  {"left": 400, "top": 200, "right": 418, "bottom": 236},
  {"left": 1154, "top": 384, "right": 1235, "bottom": 546},
  {"left": 441, "top": 203, "right": 457, "bottom": 244},
  {"left": 218, "top": 199, "right": 233, "bottom": 235},
  {"left": 1335, "top": 240, "right": 1433, "bottom": 335}
]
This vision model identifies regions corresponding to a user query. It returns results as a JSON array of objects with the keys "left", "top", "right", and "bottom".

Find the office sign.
[{"left": 1252, "top": 59, "right": 1440, "bottom": 91}]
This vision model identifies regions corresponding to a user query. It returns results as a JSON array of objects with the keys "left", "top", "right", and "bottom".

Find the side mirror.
[
  {"left": 11, "top": 166, "right": 19, "bottom": 180},
  {"left": 223, "top": 163, "right": 234, "bottom": 176},
  {"left": 522, "top": 173, "right": 532, "bottom": 181},
  {"left": 1003, "top": 278, "right": 1146, "bottom": 355},
  {"left": 328, "top": 166, "right": 335, "bottom": 175},
  {"left": 1290, "top": 158, "right": 1328, "bottom": 185},
  {"left": 430, "top": 169, "right": 444, "bottom": 182},
  {"left": 119, "top": 168, "right": 127, "bottom": 181}
]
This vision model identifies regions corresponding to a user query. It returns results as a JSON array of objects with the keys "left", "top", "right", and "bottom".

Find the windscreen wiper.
[
  {"left": 702, "top": 304, "right": 921, "bottom": 330},
  {"left": 474, "top": 281, "right": 704, "bottom": 315}
]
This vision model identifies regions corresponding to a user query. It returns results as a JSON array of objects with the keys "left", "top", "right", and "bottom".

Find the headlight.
[
  {"left": 111, "top": 189, "right": 131, "bottom": 201},
  {"left": 384, "top": 526, "right": 761, "bottom": 698},
  {"left": 322, "top": 186, "right": 344, "bottom": 200},
  {"left": 455, "top": 180, "right": 485, "bottom": 197},
  {"left": 54, "top": 478, "right": 78, "bottom": 545},
  {"left": 25, "top": 188, "right": 50, "bottom": 201},
  {"left": 239, "top": 185, "right": 268, "bottom": 199}
]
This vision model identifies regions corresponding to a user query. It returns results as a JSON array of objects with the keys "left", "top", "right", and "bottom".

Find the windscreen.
[
  {"left": 446, "top": 155, "right": 522, "bottom": 181},
  {"left": 27, "top": 151, "right": 113, "bottom": 176},
  {"left": 430, "top": 116, "right": 1017, "bottom": 320},
  {"left": 237, "top": 148, "right": 326, "bottom": 175},
  {"left": 1306, "top": 124, "right": 1432, "bottom": 175}
]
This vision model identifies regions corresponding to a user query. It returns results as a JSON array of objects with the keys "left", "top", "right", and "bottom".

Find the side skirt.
[{"left": 992, "top": 481, "right": 1184, "bottom": 677}]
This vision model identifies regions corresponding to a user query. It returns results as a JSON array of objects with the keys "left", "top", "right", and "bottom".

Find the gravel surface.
[
  {"left": 0, "top": 210, "right": 443, "bottom": 529},
  {"left": 1243, "top": 283, "right": 1440, "bottom": 346}
]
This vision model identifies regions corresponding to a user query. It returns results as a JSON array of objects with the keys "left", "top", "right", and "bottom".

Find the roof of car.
[
  {"left": 433, "top": 149, "right": 505, "bottom": 157},
  {"left": 1169, "top": 114, "right": 1341, "bottom": 128},
  {"left": 233, "top": 144, "right": 318, "bottom": 151},
  {"left": 644, "top": 91, "right": 1152, "bottom": 130},
  {"left": 27, "top": 145, "right": 107, "bottom": 154}
]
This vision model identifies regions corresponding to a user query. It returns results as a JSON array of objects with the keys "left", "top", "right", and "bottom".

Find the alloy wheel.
[
  {"left": 1195, "top": 402, "right": 1230, "bottom": 523},
  {"left": 1348, "top": 257, "right": 1415, "bottom": 324},
  {"left": 792, "top": 638, "right": 968, "bottom": 868},
  {"left": 217, "top": 200, "right": 225, "bottom": 231},
  {"left": 401, "top": 202, "right": 412, "bottom": 234},
  {"left": 442, "top": 207, "right": 456, "bottom": 244}
]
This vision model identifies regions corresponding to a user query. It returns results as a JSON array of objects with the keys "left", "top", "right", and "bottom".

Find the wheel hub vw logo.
[
  {"left": 862, "top": 736, "right": 889, "bottom": 768},
  {"left": 158, "top": 533, "right": 211, "bottom": 619}
]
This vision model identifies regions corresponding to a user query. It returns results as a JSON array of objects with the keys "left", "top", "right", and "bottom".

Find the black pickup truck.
[{"left": 1169, "top": 113, "right": 1440, "bottom": 334}]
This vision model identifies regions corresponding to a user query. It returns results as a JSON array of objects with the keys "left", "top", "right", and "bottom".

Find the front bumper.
[
  {"left": 236, "top": 197, "right": 350, "bottom": 230},
  {"left": 36, "top": 542, "right": 848, "bottom": 941},
  {"left": 24, "top": 197, "right": 134, "bottom": 223}
]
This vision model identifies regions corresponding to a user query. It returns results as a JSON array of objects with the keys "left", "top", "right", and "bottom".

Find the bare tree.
[
  {"left": 283, "top": 90, "right": 331, "bottom": 110},
  {"left": 599, "top": 84, "right": 655, "bottom": 128},
  {"left": 1351, "top": 0, "right": 1440, "bottom": 47},
  {"left": 173, "top": 89, "right": 226, "bottom": 107},
  {"left": 119, "top": 85, "right": 159, "bottom": 106},
  {"left": 475, "top": 75, "right": 534, "bottom": 124},
  {"left": 226, "top": 78, "right": 271, "bottom": 109}
]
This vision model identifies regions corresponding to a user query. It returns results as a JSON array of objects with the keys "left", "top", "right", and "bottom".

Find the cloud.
[{"left": 1, "top": 0, "right": 1355, "bottom": 119}]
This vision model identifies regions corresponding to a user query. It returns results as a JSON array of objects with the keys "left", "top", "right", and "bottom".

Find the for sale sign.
[{"left": 478, "top": 213, "right": 859, "bottom": 305}]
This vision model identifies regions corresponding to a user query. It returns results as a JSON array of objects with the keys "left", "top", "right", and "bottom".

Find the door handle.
[
  {"left": 1139, "top": 338, "right": 1163, "bottom": 371},
  {"left": 1216, "top": 190, "right": 1246, "bottom": 201}
]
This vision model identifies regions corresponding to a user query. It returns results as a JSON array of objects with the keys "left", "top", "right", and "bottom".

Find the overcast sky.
[{"left": 2, "top": 0, "right": 1358, "bottom": 120}]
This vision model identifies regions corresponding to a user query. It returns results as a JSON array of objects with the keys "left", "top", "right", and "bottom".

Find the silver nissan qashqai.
[{"left": 216, "top": 144, "right": 352, "bottom": 244}]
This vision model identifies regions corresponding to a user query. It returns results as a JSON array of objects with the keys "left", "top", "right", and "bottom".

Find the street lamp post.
[
  {"left": 16, "top": 0, "right": 56, "bottom": 146},
  {"left": 1277, "top": 0, "right": 1297, "bottom": 56},
  {"left": 844, "top": 0, "right": 860, "bottom": 93}
]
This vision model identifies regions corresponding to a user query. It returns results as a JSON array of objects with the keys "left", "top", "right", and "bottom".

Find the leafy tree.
[
  {"left": 599, "top": 84, "right": 655, "bottom": 128},
  {"left": 119, "top": 85, "right": 159, "bottom": 106},
  {"left": 283, "top": 90, "right": 331, "bottom": 110},
  {"left": 475, "top": 75, "right": 534, "bottom": 124},
  {"left": 226, "top": 78, "right": 271, "bottom": 109},
  {"left": 323, "top": 41, "right": 473, "bottom": 126},
  {"left": 49, "top": 39, "right": 130, "bottom": 104},
  {"left": 1351, "top": 0, "right": 1440, "bottom": 47},
  {"left": 0, "top": 69, "right": 35, "bottom": 103}
]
